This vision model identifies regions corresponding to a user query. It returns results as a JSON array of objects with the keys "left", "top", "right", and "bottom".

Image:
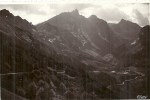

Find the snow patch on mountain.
[
  {"left": 83, "top": 49, "right": 99, "bottom": 57},
  {"left": 48, "top": 38, "right": 56, "bottom": 43}
]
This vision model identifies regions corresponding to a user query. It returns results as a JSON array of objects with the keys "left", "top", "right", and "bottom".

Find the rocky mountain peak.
[
  {"left": 0, "top": 9, "right": 34, "bottom": 34},
  {"left": 119, "top": 19, "right": 127, "bottom": 24},
  {"left": 0, "top": 9, "right": 14, "bottom": 18},
  {"left": 71, "top": 9, "right": 79, "bottom": 15},
  {"left": 89, "top": 15, "right": 98, "bottom": 20},
  {"left": 119, "top": 19, "right": 140, "bottom": 27},
  {"left": 88, "top": 15, "right": 107, "bottom": 25}
]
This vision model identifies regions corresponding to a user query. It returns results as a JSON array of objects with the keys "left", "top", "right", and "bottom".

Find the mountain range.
[{"left": 0, "top": 9, "right": 149, "bottom": 99}]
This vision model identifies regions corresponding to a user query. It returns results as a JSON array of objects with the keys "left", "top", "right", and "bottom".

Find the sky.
[{"left": 0, "top": 3, "right": 149, "bottom": 26}]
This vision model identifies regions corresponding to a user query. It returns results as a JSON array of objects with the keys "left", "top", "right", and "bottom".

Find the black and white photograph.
[{"left": 0, "top": 1, "right": 150, "bottom": 100}]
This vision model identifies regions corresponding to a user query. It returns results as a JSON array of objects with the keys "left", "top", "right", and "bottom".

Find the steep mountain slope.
[
  {"left": 133, "top": 25, "right": 150, "bottom": 98},
  {"left": 0, "top": 9, "right": 59, "bottom": 73},
  {"left": 109, "top": 19, "right": 141, "bottom": 42},
  {"left": 120, "top": 25, "right": 150, "bottom": 98},
  {"left": 132, "top": 25, "right": 150, "bottom": 69},
  {"left": 37, "top": 9, "right": 122, "bottom": 66}
]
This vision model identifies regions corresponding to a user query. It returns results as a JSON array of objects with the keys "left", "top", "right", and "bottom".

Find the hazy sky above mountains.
[{"left": 0, "top": 3, "right": 149, "bottom": 26}]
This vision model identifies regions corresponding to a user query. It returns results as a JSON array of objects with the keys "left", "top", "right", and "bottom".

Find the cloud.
[
  {"left": 0, "top": 4, "right": 48, "bottom": 15},
  {"left": 97, "top": 8, "right": 130, "bottom": 22},
  {"left": 0, "top": 4, "right": 149, "bottom": 26},
  {"left": 80, "top": 4, "right": 130, "bottom": 23},
  {"left": 46, "top": 4, "right": 95, "bottom": 16},
  {"left": 0, "top": 4, "right": 54, "bottom": 24},
  {"left": 133, "top": 9, "right": 149, "bottom": 26}
]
